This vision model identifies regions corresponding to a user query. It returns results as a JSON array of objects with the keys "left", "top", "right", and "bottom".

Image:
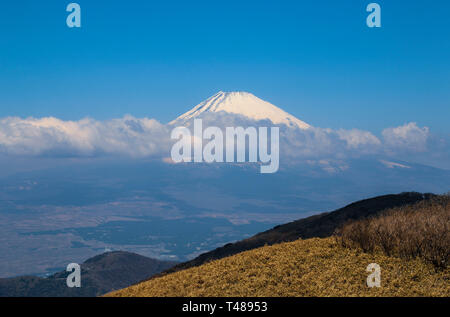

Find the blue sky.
[{"left": 0, "top": 0, "right": 449, "bottom": 133}]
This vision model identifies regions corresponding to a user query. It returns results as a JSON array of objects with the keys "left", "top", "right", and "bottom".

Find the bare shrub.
[{"left": 335, "top": 196, "right": 450, "bottom": 269}]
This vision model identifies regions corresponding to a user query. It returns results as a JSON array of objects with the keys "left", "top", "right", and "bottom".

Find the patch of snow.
[{"left": 380, "top": 160, "right": 411, "bottom": 169}]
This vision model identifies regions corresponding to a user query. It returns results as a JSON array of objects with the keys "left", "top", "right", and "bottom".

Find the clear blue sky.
[{"left": 0, "top": 0, "right": 449, "bottom": 133}]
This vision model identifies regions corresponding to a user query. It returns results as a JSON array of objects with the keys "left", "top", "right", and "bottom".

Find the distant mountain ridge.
[
  {"left": 0, "top": 251, "right": 177, "bottom": 297},
  {"left": 154, "top": 192, "right": 435, "bottom": 277}
]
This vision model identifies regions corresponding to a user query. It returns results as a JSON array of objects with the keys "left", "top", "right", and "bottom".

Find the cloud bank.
[
  {"left": 382, "top": 122, "right": 429, "bottom": 153},
  {"left": 0, "top": 116, "right": 170, "bottom": 157},
  {"left": 0, "top": 115, "right": 447, "bottom": 168}
]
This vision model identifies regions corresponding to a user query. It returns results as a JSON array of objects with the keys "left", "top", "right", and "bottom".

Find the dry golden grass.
[
  {"left": 107, "top": 237, "right": 449, "bottom": 297},
  {"left": 336, "top": 196, "right": 449, "bottom": 268}
]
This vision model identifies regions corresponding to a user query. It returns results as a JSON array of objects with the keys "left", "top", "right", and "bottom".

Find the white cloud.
[
  {"left": 0, "top": 115, "right": 445, "bottom": 169},
  {"left": 382, "top": 122, "right": 429, "bottom": 153},
  {"left": 0, "top": 116, "right": 170, "bottom": 157},
  {"left": 281, "top": 126, "right": 381, "bottom": 160},
  {"left": 336, "top": 129, "right": 381, "bottom": 150}
]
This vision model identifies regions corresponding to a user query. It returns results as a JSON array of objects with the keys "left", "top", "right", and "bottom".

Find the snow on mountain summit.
[{"left": 170, "top": 91, "right": 311, "bottom": 129}]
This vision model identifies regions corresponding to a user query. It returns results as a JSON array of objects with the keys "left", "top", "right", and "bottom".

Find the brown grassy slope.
[
  {"left": 107, "top": 238, "right": 449, "bottom": 297},
  {"left": 336, "top": 196, "right": 449, "bottom": 268},
  {"left": 158, "top": 192, "right": 434, "bottom": 277}
]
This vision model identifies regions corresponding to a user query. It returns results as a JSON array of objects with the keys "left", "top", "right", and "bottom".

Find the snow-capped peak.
[{"left": 170, "top": 91, "right": 311, "bottom": 129}]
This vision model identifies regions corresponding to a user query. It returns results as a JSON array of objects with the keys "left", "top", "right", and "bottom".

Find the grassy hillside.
[
  {"left": 156, "top": 192, "right": 434, "bottom": 277},
  {"left": 107, "top": 237, "right": 449, "bottom": 297},
  {"left": 337, "top": 196, "right": 449, "bottom": 268}
]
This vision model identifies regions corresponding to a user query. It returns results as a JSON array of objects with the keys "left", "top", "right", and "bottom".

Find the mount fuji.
[{"left": 169, "top": 91, "right": 311, "bottom": 129}]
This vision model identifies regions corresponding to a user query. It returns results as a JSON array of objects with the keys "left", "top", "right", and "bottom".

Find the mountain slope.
[
  {"left": 107, "top": 237, "right": 449, "bottom": 297},
  {"left": 169, "top": 91, "right": 311, "bottom": 129},
  {"left": 0, "top": 251, "right": 177, "bottom": 297},
  {"left": 155, "top": 192, "right": 434, "bottom": 277}
]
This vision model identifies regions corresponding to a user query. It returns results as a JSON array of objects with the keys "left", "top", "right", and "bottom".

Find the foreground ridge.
[{"left": 107, "top": 237, "right": 449, "bottom": 297}]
